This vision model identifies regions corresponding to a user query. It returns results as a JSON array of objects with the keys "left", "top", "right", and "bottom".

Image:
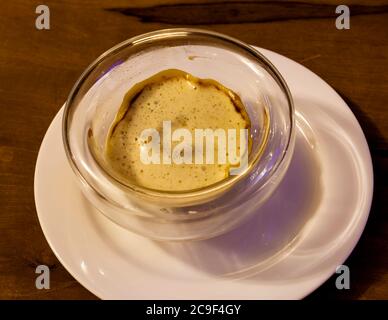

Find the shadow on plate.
[{"left": 155, "top": 118, "right": 323, "bottom": 278}]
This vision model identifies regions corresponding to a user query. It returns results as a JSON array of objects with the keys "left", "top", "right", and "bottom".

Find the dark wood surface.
[{"left": 0, "top": 0, "right": 386, "bottom": 299}]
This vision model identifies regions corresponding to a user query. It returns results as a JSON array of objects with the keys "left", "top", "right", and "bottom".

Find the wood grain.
[
  {"left": 0, "top": 0, "right": 387, "bottom": 299},
  {"left": 108, "top": 1, "right": 388, "bottom": 24}
]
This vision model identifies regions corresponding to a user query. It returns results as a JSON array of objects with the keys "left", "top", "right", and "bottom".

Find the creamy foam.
[{"left": 105, "top": 69, "right": 251, "bottom": 191}]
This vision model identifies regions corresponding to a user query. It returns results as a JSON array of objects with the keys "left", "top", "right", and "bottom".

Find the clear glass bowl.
[{"left": 63, "top": 28, "right": 295, "bottom": 241}]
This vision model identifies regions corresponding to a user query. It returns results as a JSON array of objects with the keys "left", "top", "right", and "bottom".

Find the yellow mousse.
[{"left": 105, "top": 69, "right": 251, "bottom": 191}]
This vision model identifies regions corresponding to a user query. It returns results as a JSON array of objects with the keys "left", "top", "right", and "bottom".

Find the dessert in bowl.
[{"left": 63, "top": 28, "right": 295, "bottom": 241}]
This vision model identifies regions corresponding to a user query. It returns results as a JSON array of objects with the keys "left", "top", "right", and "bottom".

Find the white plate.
[{"left": 34, "top": 48, "right": 373, "bottom": 299}]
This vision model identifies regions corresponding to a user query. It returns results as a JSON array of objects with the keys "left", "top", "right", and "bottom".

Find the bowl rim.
[{"left": 62, "top": 28, "right": 295, "bottom": 201}]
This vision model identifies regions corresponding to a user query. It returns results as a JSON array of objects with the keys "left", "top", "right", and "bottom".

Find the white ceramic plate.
[{"left": 34, "top": 48, "right": 373, "bottom": 299}]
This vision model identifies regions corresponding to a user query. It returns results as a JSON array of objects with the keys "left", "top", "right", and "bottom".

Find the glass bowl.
[{"left": 63, "top": 28, "right": 295, "bottom": 241}]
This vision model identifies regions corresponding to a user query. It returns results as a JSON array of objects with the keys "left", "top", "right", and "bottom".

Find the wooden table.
[{"left": 0, "top": 0, "right": 386, "bottom": 299}]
